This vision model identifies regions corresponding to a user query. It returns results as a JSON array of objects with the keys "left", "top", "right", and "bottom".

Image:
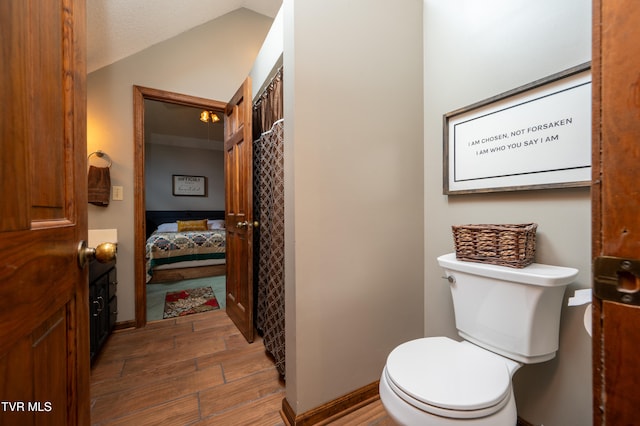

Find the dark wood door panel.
[
  {"left": 224, "top": 77, "right": 255, "bottom": 343},
  {"left": 0, "top": 0, "right": 89, "bottom": 424},
  {"left": 592, "top": 0, "right": 640, "bottom": 424}
]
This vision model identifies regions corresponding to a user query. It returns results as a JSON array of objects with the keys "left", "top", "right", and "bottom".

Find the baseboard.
[
  {"left": 278, "top": 382, "right": 537, "bottom": 426},
  {"left": 280, "top": 381, "right": 379, "bottom": 426},
  {"left": 517, "top": 416, "right": 536, "bottom": 426},
  {"left": 114, "top": 320, "right": 136, "bottom": 331}
]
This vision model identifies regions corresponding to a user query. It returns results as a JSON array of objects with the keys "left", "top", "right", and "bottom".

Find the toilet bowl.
[
  {"left": 379, "top": 337, "right": 520, "bottom": 425},
  {"left": 380, "top": 253, "right": 578, "bottom": 425}
]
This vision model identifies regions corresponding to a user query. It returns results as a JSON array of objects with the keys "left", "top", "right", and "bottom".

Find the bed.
[{"left": 145, "top": 210, "right": 226, "bottom": 283}]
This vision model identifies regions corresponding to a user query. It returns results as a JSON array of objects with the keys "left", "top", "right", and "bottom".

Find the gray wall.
[
  {"left": 87, "top": 8, "right": 273, "bottom": 321},
  {"left": 283, "top": 0, "right": 425, "bottom": 414},
  {"left": 423, "top": 1, "right": 592, "bottom": 425},
  {"left": 88, "top": 2, "right": 593, "bottom": 424},
  {"left": 144, "top": 143, "right": 224, "bottom": 211}
]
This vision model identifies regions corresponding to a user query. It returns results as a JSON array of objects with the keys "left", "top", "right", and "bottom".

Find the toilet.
[{"left": 379, "top": 253, "right": 578, "bottom": 425}]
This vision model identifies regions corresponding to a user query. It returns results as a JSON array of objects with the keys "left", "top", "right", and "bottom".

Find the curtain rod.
[{"left": 254, "top": 66, "right": 283, "bottom": 108}]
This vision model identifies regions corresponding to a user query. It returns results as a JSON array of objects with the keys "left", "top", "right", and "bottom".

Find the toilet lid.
[{"left": 386, "top": 337, "right": 511, "bottom": 413}]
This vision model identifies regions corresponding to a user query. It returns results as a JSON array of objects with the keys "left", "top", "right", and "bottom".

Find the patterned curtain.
[{"left": 253, "top": 68, "right": 285, "bottom": 377}]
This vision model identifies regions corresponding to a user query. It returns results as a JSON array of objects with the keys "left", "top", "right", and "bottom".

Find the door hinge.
[{"left": 594, "top": 256, "right": 640, "bottom": 306}]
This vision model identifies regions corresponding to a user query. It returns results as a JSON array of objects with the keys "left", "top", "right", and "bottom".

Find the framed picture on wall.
[
  {"left": 443, "top": 62, "right": 592, "bottom": 195},
  {"left": 172, "top": 175, "right": 207, "bottom": 197}
]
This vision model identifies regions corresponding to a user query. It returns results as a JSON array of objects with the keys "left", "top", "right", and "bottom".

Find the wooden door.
[
  {"left": 224, "top": 77, "right": 255, "bottom": 343},
  {"left": 592, "top": 0, "right": 640, "bottom": 424},
  {"left": 0, "top": 1, "right": 89, "bottom": 425}
]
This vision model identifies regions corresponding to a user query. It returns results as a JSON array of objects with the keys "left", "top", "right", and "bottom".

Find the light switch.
[{"left": 112, "top": 186, "right": 124, "bottom": 201}]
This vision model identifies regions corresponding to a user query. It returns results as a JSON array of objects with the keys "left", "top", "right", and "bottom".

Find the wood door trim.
[
  {"left": 133, "top": 85, "right": 226, "bottom": 328},
  {"left": 591, "top": 1, "right": 604, "bottom": 423}
]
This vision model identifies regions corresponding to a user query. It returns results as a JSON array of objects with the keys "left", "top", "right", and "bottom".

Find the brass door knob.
[
  {"left": 236, "top": 221, "right": 260, "bottom": 229},
  {"left": 77, "top": 241, "right": 117, "bottom": 268}
]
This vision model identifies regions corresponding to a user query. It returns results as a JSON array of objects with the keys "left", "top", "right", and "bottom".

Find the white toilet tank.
[{"left": 437, "top": 253, "right": 578, "bottom": 364}]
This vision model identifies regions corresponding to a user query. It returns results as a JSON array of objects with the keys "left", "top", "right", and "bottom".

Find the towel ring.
[{"left": 88, "top": 150, "right": 112, "bottom": 168}]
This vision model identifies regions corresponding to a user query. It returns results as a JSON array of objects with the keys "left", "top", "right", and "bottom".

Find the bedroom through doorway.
[{"left": 133, "top": 87, "right": 228, "bottom": 327}]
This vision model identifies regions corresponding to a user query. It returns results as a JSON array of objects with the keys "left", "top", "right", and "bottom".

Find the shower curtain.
[{"left": 253, "top": 68, "right": 285, "bottom": 377}]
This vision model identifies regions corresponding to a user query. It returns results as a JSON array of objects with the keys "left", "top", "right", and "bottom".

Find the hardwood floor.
[{"left": 90, "top": 309, "right": 392, "bottom": 425}]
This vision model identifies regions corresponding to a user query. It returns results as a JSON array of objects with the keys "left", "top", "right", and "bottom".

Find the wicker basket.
[{"left": 452, "top": 223, "right": 537, "bottom": 268}]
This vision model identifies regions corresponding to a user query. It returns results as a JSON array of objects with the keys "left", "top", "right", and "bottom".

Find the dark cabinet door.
[{"left": 89, "top": 260, "right": 117, "bottom": 363}]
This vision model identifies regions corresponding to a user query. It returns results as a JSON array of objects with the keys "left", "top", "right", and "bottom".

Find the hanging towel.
[{"left": 88, "top": 165, "right": 111, "bottom": 206}]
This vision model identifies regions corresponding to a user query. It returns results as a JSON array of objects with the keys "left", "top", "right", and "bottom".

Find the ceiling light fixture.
[{"left": 200, "top": 110, "right": 220, "bottom": 123}]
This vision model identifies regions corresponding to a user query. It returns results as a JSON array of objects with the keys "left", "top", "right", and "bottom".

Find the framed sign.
[
  {"left": 443, "top": 62, "right": 591, "bottom": 194},
  {"left": 172, "top": 175, "right": 207, "bottom": 197}
]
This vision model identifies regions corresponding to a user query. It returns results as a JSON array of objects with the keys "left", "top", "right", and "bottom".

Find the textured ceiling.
[{"left": 87, "top": 0, "right": 282, "bottom": 73}]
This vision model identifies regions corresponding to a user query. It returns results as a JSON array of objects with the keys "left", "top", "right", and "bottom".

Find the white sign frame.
[
  {"left": 172, "top": 174, "right": 207, "bottom": 197},
  {"left": 443, "top": 63, "right": 591, "bottom": 195}
]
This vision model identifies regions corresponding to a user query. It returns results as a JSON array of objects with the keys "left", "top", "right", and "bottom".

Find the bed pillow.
[
  {"left": 177, "top": 219, "right": 208, "bottom": 232},
  {"left": 207, "top": 219, "right": 225, "bottom": 230},
  {"left": 156, "top": 222, "right": 178, "bottom": 233}
]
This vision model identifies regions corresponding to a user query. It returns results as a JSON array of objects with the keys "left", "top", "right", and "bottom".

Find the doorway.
[{"left": 133, "top": 86, "right": 227, "bottom": 327}]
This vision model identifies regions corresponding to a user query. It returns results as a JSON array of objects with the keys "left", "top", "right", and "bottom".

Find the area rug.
[{"left": 163, "top": 286, "right": 220, "bottom": 319}]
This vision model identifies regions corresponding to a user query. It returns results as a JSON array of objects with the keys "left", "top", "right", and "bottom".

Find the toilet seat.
[{"left": 385, "top": 336, "right": 512, "bottom": 419}]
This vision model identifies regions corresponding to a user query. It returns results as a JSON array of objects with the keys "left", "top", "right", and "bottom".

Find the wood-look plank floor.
[{"left": 90, "top": 309, "right": 392, "bottom": 425}]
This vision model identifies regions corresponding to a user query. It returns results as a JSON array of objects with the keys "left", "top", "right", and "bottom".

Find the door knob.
[
  {"left": 236, "top": 221, "right": 259, "bottom": 229},
  {"left": 77, "top": 241, "right": 117, "bottom": 268}
]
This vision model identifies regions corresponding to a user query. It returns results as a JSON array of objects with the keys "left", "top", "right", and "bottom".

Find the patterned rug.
[{"left": 163, "top": 286, "right": 220, "bottom": 319}]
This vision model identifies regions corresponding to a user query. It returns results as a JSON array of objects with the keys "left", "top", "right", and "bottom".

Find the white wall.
[
  {"left": 249, "top": 6, "right": 284, "bottom": 101},
  {"left": 284, "top": 0, "right": 425, "bottom": 413},
  {"left": 87, "top": 8, "right": 273, "bottom": 322},
  {"left": 423, "top": 1, "right": 592, "bottom": 425}
]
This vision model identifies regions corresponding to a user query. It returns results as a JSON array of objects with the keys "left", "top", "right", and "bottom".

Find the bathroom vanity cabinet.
[{"left": 89, "top": 259, "right": 117, "bottom": 363}]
